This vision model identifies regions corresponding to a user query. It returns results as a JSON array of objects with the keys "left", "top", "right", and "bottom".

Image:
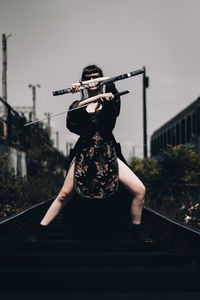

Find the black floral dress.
[
  {"left": 66, "top": 85, "right": 123, "bottom": 199},
  {"left": 75, "top": 128, "right": 119, "bottom": 199}
]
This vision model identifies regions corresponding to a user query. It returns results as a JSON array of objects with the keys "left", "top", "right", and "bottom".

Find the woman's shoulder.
[{"left": 69, "top": 100, "right": 81, "bottom": 110}]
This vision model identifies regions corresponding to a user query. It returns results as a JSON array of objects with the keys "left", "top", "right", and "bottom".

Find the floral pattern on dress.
[{"left": 74, "top": 130, "right": 119, "bottom": 199}]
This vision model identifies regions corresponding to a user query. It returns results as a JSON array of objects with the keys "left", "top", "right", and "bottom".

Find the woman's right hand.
[{"left": 70, "top": 83, "right": 81, "bottom": 94}]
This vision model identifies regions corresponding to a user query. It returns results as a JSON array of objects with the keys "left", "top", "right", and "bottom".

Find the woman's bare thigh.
[
  {"left": 60, "top": 158, "right": 75, "bottom": 196},
  {"left": 117, "top": 158, "right": 145, "bottom": 196}
]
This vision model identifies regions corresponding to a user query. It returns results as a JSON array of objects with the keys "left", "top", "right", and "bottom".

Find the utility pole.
[
  {"left": 56, "top": 131, "right": 59, "bottom": 150},
  {"left": 28, "top": 84, "right": 40, "bottom": 120},
  {"left": 44, "top": 112, "right": 51, "bottom": 128},
  {"left": 2, "top": 33, "right": 11, "bottom": 139},
  {"left": 143, "top": 66, "right": 149, "bottom": 158},
  {"left": 66, "top": 142, "right": 73, "bottom": 156},
  {"left": 66, "top": 142, "right": 69, "bottom": 156},
  {"left": 44, "top": 112, "right": 51, "bottom": 137}
]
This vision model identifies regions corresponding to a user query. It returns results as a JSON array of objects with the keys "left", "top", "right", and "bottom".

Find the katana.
[
  {"left": 52, "top": 68, "right": 144, "bottom": 96},
  {"left": 24, "top": 90, "right": 130, "bottom": 127}
]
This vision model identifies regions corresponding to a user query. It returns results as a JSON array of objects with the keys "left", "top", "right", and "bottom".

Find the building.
[
  {"left": 151, "top": 97, "right": 200, "bottom": 156},
  {"left": 0, "top": 97, "right": 27, "bottom": 176}
]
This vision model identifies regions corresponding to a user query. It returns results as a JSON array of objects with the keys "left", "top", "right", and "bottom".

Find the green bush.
[
  {"left": 0, "top": 152, "right": 65, "bottom": 218},
  {"left": 129, "top": 145, "right": 200, "bottom": 228},
  {"left": 0, "top": 122, "right": 67, "bottom": 218}
]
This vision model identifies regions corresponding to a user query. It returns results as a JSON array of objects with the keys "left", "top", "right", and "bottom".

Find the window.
[
  {"left": 197, "top": 108, "right": 200, "bottom": 136},
  {"left": 186, "top": 115, "right": 191, "bottom": 143},
  {"left": 181, "top": 119, "right": 186, "bottom": 144},
  {"left": 167, "top": 128, "right": 171, "bottom": 145},
  {"left": 192, "top": 112, "right": 196, "bottom": 135},
  {"left": 172, "top": 126, "right": 175, "bottom": 146},
  {"left": 164, "top": 131, "right": 167, "bottom": 148},
  {"left": 176, "top": 123, "right": 180, "bottom": 145}
]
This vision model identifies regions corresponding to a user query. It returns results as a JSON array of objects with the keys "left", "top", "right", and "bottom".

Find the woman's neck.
[{"left": 88, "top": 88, "right": 101, "bottom": 97}]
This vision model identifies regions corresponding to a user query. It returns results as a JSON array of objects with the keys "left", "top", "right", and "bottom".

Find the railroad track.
[{"left": 0, "top": 195, "right": 200, "bottom": 299}]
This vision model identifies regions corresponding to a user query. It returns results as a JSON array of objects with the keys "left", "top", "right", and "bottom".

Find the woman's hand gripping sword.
[{"left": 52, "top": 68, "right": 144, "bottom": 96}]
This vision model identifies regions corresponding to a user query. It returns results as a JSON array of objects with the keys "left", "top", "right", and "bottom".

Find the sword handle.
[
  {"left": 52, "top": 82, "right": 100, "bottom": 96},
  {"left": 52, "top": 88, "right": 71, "bottom": 96}
]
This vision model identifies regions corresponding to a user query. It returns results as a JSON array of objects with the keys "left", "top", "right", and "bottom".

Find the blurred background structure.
[
  {"left": 0, "top": 0, "right": 199, "bottom": 159},
  {"left": 0, "top": 0, "right": 200, "bottom": 226},
  {"left": 151, "top": 97, "right": 200, "bottom": 156}
]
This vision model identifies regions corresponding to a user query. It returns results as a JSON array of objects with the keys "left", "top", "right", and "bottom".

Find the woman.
[{"left": 40, "top": 65, "right": 152, "bottom": 242}]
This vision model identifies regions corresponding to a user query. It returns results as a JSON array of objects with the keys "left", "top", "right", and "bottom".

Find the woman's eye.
[{"left": 84, "top": 75, "right": 99, "bottom": 81}]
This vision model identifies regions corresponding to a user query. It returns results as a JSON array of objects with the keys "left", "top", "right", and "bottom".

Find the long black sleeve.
[
  {"left": 66, "top": 100, "right": 83, "bottom": 135},
  {"left": 105, "top": 83, "right": 121, "bottom": 117}
]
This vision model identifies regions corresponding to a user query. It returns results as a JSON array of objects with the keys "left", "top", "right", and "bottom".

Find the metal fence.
[
  {"left": 0, "top": 97, "right": 26, "bottom": 148},
  {"left": 0, "top": 97, "right": 27, "bottom": 175}
]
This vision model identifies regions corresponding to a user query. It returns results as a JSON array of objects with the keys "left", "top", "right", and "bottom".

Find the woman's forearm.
[
  {"left": 77, "top": 92, "right": 114, "bottom": 107},
  {"left": 78, "top": 94, "right": 101, "bottom": 107}
]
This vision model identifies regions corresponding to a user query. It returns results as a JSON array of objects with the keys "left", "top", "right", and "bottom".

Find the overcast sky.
[{"left": 0, "top": 0, "right": 199, "bottom": 159}]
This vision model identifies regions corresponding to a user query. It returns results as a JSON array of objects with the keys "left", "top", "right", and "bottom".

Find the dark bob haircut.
[{"left": 81, "top": 65, "right": 103, "bottom": 81}]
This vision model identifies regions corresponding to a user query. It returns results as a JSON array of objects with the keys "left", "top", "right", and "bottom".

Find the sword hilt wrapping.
[{"left": 52, "top": 68, "right": 143, "bottom": 96}]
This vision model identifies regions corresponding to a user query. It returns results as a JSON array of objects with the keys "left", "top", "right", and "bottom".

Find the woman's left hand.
[{"left": 101, "top": 93, "right": 114, "bottom": 101}]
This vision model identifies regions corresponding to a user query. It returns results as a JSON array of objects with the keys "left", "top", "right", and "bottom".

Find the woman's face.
[
  {"left": 84, "top": 72, "right": 100, "bottom": 93},
  {"left": 83, "top": 72, "right": 100, "bottom": 81}
]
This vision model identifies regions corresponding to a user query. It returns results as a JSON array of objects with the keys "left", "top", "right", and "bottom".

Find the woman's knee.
[
  {"left": 57, "top": 161, "right": 75, "bottom": 204},
  {"left": 141, "top": 184, "right": 146, "bottom": 197},
  {"left": 134, "top": 183, "right": 146, "bottom": 200},
  {"left": 57, "top": 189, "right": 73, "bottom": 204}
]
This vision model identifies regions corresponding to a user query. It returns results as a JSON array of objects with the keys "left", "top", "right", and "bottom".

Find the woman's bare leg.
[
  {"left": 118, "top": 158, "right": 146, "bottom": 225},
  {"left": 40, "top": 161, "right": 75, "bottom": 226}
]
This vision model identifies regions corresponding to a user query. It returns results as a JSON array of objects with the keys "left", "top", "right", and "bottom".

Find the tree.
[{"left": 129, "top": 145, "right": 200, "bottom": 226}]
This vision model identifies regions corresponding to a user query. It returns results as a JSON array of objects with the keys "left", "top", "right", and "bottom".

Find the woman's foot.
[
  {"left": 27, "top": 224, "right": 48, "bottom": 242},
  {"left": 131, "top": 224, "right": 153, "bottom": 243}
]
